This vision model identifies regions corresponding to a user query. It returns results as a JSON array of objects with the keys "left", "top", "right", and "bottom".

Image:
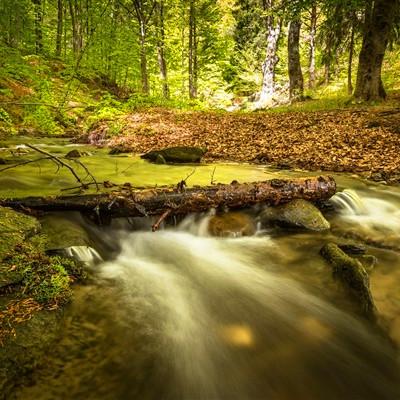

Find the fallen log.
[{"left": 0, "top": 176, "right": 336, "bottom": 221}]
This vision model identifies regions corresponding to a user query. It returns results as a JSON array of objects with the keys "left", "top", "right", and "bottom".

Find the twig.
[
  {"left": 60, "top": 182, "right": 98, "bottom": 192},
  {"left": 0, "top": 156, "right": 52, "bottom": 172},
  {"left": 152, "top": 209, "right": 171, "bottom": 232},
  {"left": 25, "top": 144, "right": 83, "bottom": 184},
  {"left": 176, "top": 168, "right": 197, "bottom": 191},
  {"left": 69, "top": 159, "right": 99, "bottom": 191},
  {"left": 210, "top": 166, "right": 217, "bottom": 185},
  {"left": 184, "top": 168, "right": 196, "bottom": 182}
]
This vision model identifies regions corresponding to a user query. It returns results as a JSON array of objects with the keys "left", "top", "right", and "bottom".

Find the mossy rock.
[
  {"left": 320, "top": 243, "right": 376, "bottom": 320},
  {"left": 0, "top": 207, "right": 41, "bottom": 262},
  {"left": 259, "top": 199, "right": 330, "bottom": 231},
  {"left": 141, "top": 146, "right": 207, "bottom": 164},
  {"left": 40, "top": 215, "right": 91, "bottom": 250},
  {"left": 0, "top": 310, "right": 63, "bottom": 399},
  {"left": 208, "top": 212, "right": 256, "bottom": 237}
]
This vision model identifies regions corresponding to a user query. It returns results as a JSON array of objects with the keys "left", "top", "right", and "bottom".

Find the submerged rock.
[
  {"left": 338, "top": 243, "right": 366, "bottom": 255},
  {"left": 109, "top": 145, "right": 131, "bottom": 155},
  {"left": 208, "top": 212, "right": 256, "bottom": 237},
  {"left": 65, "top": 149, "right": 82, "bottom": 158},
  {"left": 259, "top": 199, "right": 330, "bottom": 231},
  {"left": 141, "top": 146, "right": 207, "bottom": 164},
  {"left": 320, "top": 243, "right": 376, "bottom": 320},
  {"left": 0, "top": 310, "right": 62, "bottom": 399}
]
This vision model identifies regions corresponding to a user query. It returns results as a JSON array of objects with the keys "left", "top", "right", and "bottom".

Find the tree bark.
[
  {"left": 32, "top": 0, "right": 43, "bottom": 54},
  {"left": 347, "top": 16, "right": 355, "bottom": 95},
  {"left": 156, "top": 0, "right": 169, "bottom": 99},
  {"left": 259, "top": 0, "right": 281, "bottom": 105},
  {"left": 288, "top": 19, "right": 304, "bottom": 100},
  {"left": 68, "top": 0, "right": 83, "bottom": 56},
  {"left": 56, "top": 0, "right": 63, "bottom": 57},
  {"left": 308, "top": 3, "right": 317, "bottom": 89},
  {"left": 188, "top": 0, "right": 198, "bottom": 99},
  {"left": 1, "top": 176, "right": 336, "bottom": 220},
  {"left": 354, "top": 0, "right": 397, "bottom": 101},
  {"left": 139, "top": 21, "right": 149, "bottom": 95}
]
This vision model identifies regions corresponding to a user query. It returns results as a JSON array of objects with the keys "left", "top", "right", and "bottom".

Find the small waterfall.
[
  {"left": 98, "top": 228, "right": 400, "bottom": 400},
  {"left": 49, "top": 246, "right": 103, "bottom": 264},
  {"left": 330, "top": 189, "right": 367, "bottom": 215},
  {"left": 331, "top": 189, "right": 400, "bottom": 237}
]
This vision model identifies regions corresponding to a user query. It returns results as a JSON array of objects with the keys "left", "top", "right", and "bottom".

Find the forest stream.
[{"left": 1, "top": 140, "right": 400, "bottom": 400}]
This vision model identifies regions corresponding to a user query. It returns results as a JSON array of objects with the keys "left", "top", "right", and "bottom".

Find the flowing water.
[{"left": 2, "top": 140, "right": 400, "bottom": 399}]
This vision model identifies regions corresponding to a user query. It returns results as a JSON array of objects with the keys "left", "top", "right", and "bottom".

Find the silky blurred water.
[{"left": 3, "top": 139, "right": 400, "bottom": 400}]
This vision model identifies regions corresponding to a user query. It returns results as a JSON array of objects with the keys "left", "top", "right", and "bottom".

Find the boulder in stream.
[
  {"left": 141, "top": 146, "right": 207, "bottom": 164},
  {"left": 208, "top": 212, "right": 256, "bottom": 237},
  {"left": 320, "top": 243, "right": 376, "bottom": 320},
  {"left": 259, "top": 199, "right": 330, "bottom": 231},
  {"left": 65, "top": 149, "right": 82, "bottom": 158}
]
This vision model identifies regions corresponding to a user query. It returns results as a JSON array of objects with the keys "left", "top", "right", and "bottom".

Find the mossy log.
[
  {"left": 0, "top": 176, "right": 336, "bottom": 221},
  {"left": 320, "top": 243, "right": 376, "bottom": 320}
]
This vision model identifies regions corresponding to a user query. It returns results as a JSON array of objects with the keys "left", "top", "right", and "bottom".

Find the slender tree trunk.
[
  {"left": 139, "top": 21, "right": 149, "bottom": 95},
  {"left": 259, "top": 0, "right": 281, "bottom": 105},
  {"left": 32, "top": 0, "right": 43, "bottom": 54},
  {"left": 324, "top": 37, "right": 332, "bottom": 86},
  {"left": 188, "top": 0, "right": 197, "bottom": 99},
  {"left": 68, "top": 0, "right": 83, "bottom": 57},
  {"left": 354, "top": 0, "right": 396, "bottom": 101},
  {"left": 308, "top": 3, "right": 317, "bottom": 89},
  {"left": 156, "top": 0, "right": 169, "bottom": 99},
  {"left": 347, "top": 17, "right": 355, "bottom": 95},
  {"left": 56, "top": 0, "right": 63, "bottom": 57},
  {"left": 288, "top": 19, "right": 304, "bottom": 100}
]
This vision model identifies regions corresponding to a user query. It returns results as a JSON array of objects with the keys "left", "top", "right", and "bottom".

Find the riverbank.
[{"left": 90, "top": 106, "right": 400, "bottom": 183}]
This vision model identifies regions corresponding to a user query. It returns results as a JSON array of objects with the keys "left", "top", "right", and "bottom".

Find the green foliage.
[
  {"left": 2, "top": 235, "right": 84, "bottom": 305},
  {"left": 23, "top": 106, "right": 63, "bottom": 135},
  {"left": 0, "top": 107, "right": 11, "bottom": 124}
]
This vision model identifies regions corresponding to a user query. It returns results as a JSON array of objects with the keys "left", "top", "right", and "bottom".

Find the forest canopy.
[{"left": 0, "top": 0, "right": 399, "bottom": 109}]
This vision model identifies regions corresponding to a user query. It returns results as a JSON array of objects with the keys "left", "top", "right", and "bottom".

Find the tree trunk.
[
  {"left": 56, "top": 0, "right": 63, "bottom": 57},
  {"left": 288, "top": 19, "right": 304, "bottom": 100},
  {"left": 32, "top": 0, "right": 43, "bottom": 54},
  {"left": 188, "top": 0, "right": 197, "bottom": 99},
  {"left": 68, "top": 0, "right": 83, "bottom": 56},
  {"left": 308, "top": 3, "right": 317, "bottom": 89},
  {"left": 156, "top": 0, "right": 169, "bottom": 99},
  {"left": 347, "top": 17, "right": 355, "bottom": 95},
  {"left": 259, "top": 0, "right": 281, "bottom": 105},
  {"left": 354, "top": 0, "right": 396, "bottom": 101},
  {"left": 1, "top": 177, "right": 336, "bottom": 221},
  {"left": 139, "top": 20, "right": 149, "bottom": 95}
]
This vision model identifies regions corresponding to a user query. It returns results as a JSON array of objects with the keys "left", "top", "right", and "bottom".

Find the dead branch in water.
[
  {"left": 23, "top": 144, "right": 99, "bottom": 191},
  {"left": 1, "top": 176, "right": 336, "bottom": 224}
]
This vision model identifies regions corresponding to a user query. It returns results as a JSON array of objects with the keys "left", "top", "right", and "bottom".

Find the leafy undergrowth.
[
  {"left": 0, "top": 235, "right": 86, "bottom": 344},
  {"left": 102, "top": 105, "right": 400, "bottom": 182}
]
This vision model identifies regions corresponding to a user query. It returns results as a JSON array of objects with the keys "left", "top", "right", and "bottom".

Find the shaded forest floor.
[{"left": 89, "top": 104, "right": 400, "bottom": 183}]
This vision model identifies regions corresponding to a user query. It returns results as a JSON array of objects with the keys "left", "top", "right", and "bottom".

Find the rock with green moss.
[
  {"left": 0, "top": 206, "right": 42, "bottom": 287},
  {"left": 208, "top": 212, "right": 256, "bottom": 237},
  {"left": 259, "top": 199, "right": 330, "bottom": 231},
  {"left": 0, "top": 310, "right": 63, "bottom": 399},
  {"left": 40, "top": 215, "right": 91, "bottom": 250},
  {"left": 0, "top": 206, "right": 41, "bottom": 264},
  {"left": 320, "top": 242, "right": 376, "bottom": 320},
  {"left": 141, "top": 146, "right": 207, "bottom": 164}
]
